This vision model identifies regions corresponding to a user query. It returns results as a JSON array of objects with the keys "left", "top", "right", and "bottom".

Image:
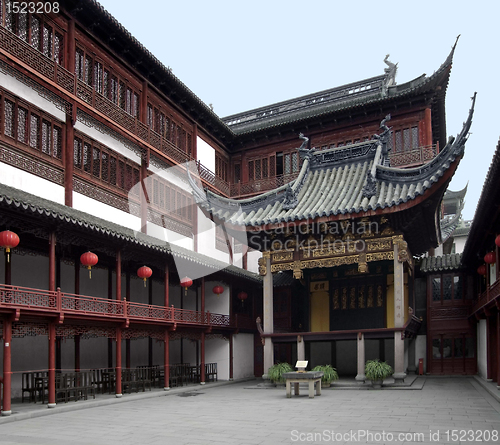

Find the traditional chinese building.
[{"left": 0, "top": 0, "right": 486, "bottom": 416}]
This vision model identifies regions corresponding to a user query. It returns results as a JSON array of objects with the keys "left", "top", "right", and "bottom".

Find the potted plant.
[
  {"left": 312, "top": 364, "right": 339, "bottom": 387},
  {"left": 267, "top": 362, "right": 293, "bottom": 385},
  {"left": 364, "top": 359, "right": 393, "bottom": 388}
]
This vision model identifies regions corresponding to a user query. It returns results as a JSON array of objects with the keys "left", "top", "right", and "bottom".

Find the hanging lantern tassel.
[
  {"left": 80, "top": 251, "right": 98, "bottom": 279},
  {"left": 213, "top": 285, "right": 224, "bottom": 298},
  {"left": 180, "top": 277, "right": 193, "bottom": 296},
  {"left": 0, "top": 230, "right": 20, "bottom": 263},
  {"left": 137, "top": 266, "right": 153, "bottom": 288},
  {"left": 237, "top": 291, "right": 248, "bottom": 307}
]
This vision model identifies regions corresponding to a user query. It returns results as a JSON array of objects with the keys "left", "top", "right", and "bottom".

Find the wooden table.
[{"left": 282, "top": 371, "right": 323, "bottom": 398}]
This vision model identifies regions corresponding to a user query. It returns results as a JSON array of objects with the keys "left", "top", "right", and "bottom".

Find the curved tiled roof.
[
  {"left": 0, "top": 184, "right": 261, "bottom": 282},
  {"left": 419, "top": 253, "right": 463, "bottom": 273},
  {"left": 193, "top": 95, "right": 475, "bottom": 228}
]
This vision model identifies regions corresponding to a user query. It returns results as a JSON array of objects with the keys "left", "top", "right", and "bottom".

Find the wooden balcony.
[
  {"left": 229, "top": 172, "right": 299, "bottom": 198},
  {"left": 471, "top": 279, "right": 500, "bottom": 316},
  {"left": 0, "top": 284, "right": 254, "bottom": 331},
  {"left": 389, "top": 145, "right": 437, "bottom": 168}
]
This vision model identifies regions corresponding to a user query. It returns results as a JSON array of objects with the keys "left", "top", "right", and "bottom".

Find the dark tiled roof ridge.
[
  {"left": 419, "top": 252, "right": 463, "bottom": 273},
  {"left": 0, "top": 183, "right": 261, "bottom": 282}
]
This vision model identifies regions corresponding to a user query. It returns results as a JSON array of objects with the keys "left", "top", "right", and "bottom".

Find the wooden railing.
[
  {"left": 471, "top": 279, "right": 500, "bottom": 315},
  {"left": 229, "top": 172, "right": 299, "bottom": 197},
  {"left": 0, "top": 284, "right": 255, "bottom": 330},
  {"left": 389, "top": 145, "right": 437, "bottom": 168}
]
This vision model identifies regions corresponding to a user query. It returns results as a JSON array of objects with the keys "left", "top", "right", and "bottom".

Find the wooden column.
[
  {"left": 424, "top": 107, "right": 433, "bottom": 149},
  {"left": 4, "top": 249, "right": 11, "bottom": 285},
  {"left": 200, "top": 277, "right": 206, "bottom": 384},
  {"left": 355, "top": 332, "right": 366, "bottom": 382},
  {"left": 126, "top": 271, "right": 131, "bottom": 369},
  {"left": 115, "top": 328, "right": 122, "bottom": 398},
  {"left": 49, "top": 233, "right": 56, "bottom": 292},
  {"left": 164, "top": 330, "right": 170, "bottom": 390},
  {"left": 140, "top": 160, "right": 148, "bottom": 234},
  {"left": 74, "top": 257, "right": 80, "bottom": 371},
  {"left": 164, "top": 264, "right": 169, "bottom": 307},
  {"left": 200, "top": 332, "right": 206, "bottom": 385},
  {"left": 393, "top": 240, "right": 407, "bottom": 383},
  {"left": 497, "top": 311, "right": 500, "bottom": 388},
  {"left": 64, "top": 113, "right": 74, "bottom": 207},
  {"left": 262, "top": 252, "right": 274, "bottom": 378},
  {"left": 148, "top": 281, "right": 153, "bottom": 367},
  {"left": 107, "top": 268, "right": 113, "bottom": 369},
  {"left": 1, "top": 318, "right": 12, "bottom": 416},
  {"left": 47, "top": 322, "right": 56, "bottom": 408}
]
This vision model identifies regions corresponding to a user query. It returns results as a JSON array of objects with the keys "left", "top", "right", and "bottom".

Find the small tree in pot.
[
  {"left": 312, "top": 365, "right": 339, "bottom": 387},
  {"left": 364, "top": 359, "right": 393, "bottom": 388}
]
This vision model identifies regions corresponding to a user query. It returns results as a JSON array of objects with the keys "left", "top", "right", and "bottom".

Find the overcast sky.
[{"left": 97, "top": 0, "right": 499, "bottom": 221}]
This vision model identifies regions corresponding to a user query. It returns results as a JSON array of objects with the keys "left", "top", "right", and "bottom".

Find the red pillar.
[
  {"left": 497, "top": 311, "right": 500, "bottom": 386},
  {"left": 74, "top": 258, "right": 80, "bottom": 371},
  {"left": 115, "top": 328, "right": 122, "bottom": 397},
  {"left": 49, "top": 233, "right": 56, "bottom": 292},
  {"left": 48, "top": 322, "right": 56, "bottom": 407},
  {"left": 64, "top": 114, "right": 74, "bottom": 207},
  {"left": 126, "top": 271, "right": 131, "bottom": 369},
  {"left": 164, "top": 264, "right": 169, "bottom": 308},
  {"left": 164, "top": 331, "right": 170, "bottom": 390},
  {"left": 200, "top": 332, "right": 206, "bottom": 385},
  {"left": 1, "top": 318, "right": 12, "bottom": 416}
]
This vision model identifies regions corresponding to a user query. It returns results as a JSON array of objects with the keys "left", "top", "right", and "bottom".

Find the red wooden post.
[
  {"left": 497, "top": 311, "right": 500, "bottom": 385},
  {"left": 115, "top": 328, "right": 122, "bottom": 397},
  {"left": 200, "top": 332, "right": 205, "bottom": 385},
  {"left": 164, "top": 264, "right": 169, "bottom": 308},
  {"left": 116, "top": 250, "right": 121, "bottom": 301},
  {"left": 64, "top": 114, "right": 74, "bottom": 207},
  {"left": 126, "top": 270, "right": 131, "bottom": 368},
  {"left": 1, "top": 318, "right": 12, "bottom": 416},
  {"left": 49, "top": 233, "right": 56, "bottom": 292},
  {"left": 164, "top": 330, "right": 170, "bottom": 390},
  {"left": 48, "top": 322, "right": 56, "bottom": 407}
]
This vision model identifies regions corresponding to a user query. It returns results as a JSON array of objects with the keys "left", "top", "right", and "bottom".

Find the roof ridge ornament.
[
  {"left": 382, "top": 55, "right": 397, "bottom": 96},
  {"left": 297, "top": 133, "right": 315, "bottom": 161}
]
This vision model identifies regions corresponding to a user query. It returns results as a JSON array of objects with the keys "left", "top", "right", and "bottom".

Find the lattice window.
[
  {"left": 101, "top": 151, "right": 109, "bottom": 182},
  {"left": 395, "top": 130, "right": 402, "bottom": 152},
  {"left": 30, "top": 113, "right": 40, "bottom": 148},
  {"left": 292, "top": 152, "right": 299, "bottom": 173},
  {"left": 52, "top": 126, "right": 61, "bottom": 159},
  {"left": 269, "top": 155, "right": 275, "bottom": 177},
  {"left": 94, "top": 61, "right": 104, "bottom": 94},
  {"left": 42, "top": 23, "right": 52, "bottom": 58},
  {"left": 18, "top": 10, "right": 27, "bottom": 41},
  {"left": 403, "top": 128, "right": 411, "bottom": 151},
  {"left": 83, "top": 142, "right": 91, "bottom": 173},
  {"left": 54, "top": 31, "right": 63, "bottom": 65},
  {"left": 75, "top": 48, "right": 84, "bottom": 81},
  {"left": 17, "top": 106, "right": 28, "bottom": 144},
  {"left": 4, "top": 99, "right": 14, "bottom": 137},
  {"left": 92, "top": 147, "right": 101, "bottom": 178},
  {"left": 119, "top": 81, "right": 126, "bottom": 109},
  {"left": 234, "top": 163, "right": 241, "bottom": 183},
  {"left": 110, "top": 75, "right": 118, "bottom": 104},
  {"left": 74, "top": 137, "right": 83, "bottom": 168},
  {"left": 443, "top": 276, "right": 452, "bottom": 301},
  {"left": 41, "top": 119, "right": 51, "bottom": 154},
  {"left": 147, "top": 104, "right": 153, "bottom": 129},
  {"left": 284, "top": 153, "right": 291, "bottom": 175},
  {"left": 31, "top": 15, "right": 40, "bottom": 49},
  {"left": 411, "top": 126, "right": 419, "bottom": 149},
  {"left": 248, "top": 160, "right": 254, "bottom": 180}
]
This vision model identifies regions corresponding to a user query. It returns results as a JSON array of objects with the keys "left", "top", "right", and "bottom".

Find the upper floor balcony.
[{"left": 0, "top": 284, "right": 256, "bottom": 331}]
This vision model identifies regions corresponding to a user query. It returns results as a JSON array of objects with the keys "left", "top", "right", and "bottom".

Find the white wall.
[
  {"left": 205, "top": 280, "right": 229, "bottom": 315},
  {"left": 206, "top": 337, "right": 229, "bottom": 381},
  {"left": 0, "top": 163, "right": 65, "bottom": 205},
  {"left": 477, "top": 320, "right": 488, "bottom": 379},
  {"left": 197, "top": 137, "right": 215, "bottom": 173},
  {"left": 232, "top": 333, "right": 254, "bottom": 379}
]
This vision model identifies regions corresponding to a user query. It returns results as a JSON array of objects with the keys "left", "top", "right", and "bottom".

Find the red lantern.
[
  {"left": 484, "top": 251, "right": 496, "bottom": 264},
  {"left": 477, "top": 264, "right": 487, "bottom": 276},
  {"left": 137, "top": 266, "right": 153, "bottom": 287},
  {"left": 180, "top": 277, "right": 193, "bottom": 295},
  {"left": 237, "top": 291, "right": 248, "bottom": 307},
  {"left": 80, "top": 251, "right": 98, "bottom": 279},
  {"left": 213, "top": 285, "right": 224, "bottom": 298},
  {"left": 0, "top": 230, "right": 20, "bottom": 263},
  {"left": 495, "top": 234, "right": 500, "bottom": 248}
]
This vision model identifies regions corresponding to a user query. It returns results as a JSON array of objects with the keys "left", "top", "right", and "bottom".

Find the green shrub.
[
  {"left": 312, "top": 364, "right": 339, "bottom": 383},
  {"left": 268, "top": 362, "right": 293, "bottom": 383},
  {"left": 364, "top": 359, "right": 393, "bottom": 382}
]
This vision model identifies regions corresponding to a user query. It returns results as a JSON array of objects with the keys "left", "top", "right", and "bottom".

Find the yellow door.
[{"left": 310, "top": 291, "right": 330, "bottom": 332}]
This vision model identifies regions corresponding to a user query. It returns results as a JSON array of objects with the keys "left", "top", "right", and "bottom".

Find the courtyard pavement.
[{"left": 0, "top": 376, "right": 499, "bottom": 445}]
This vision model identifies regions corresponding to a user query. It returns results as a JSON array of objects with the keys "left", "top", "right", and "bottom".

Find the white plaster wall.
[
  {"left": 0, "top": 163, "right": 65, "bottom": 204},
  {"left": 197, "top": 137, "right": 215, "bottom": 173},
  {"left": 206, "top": 337, "right": 229, "bottom": 381},
  {"left": 196, "top": 207, "right": 231, "bottom": 263},
  {"left": 454, "top": 236, "right": 467, "bottom": 254},
  {"left": 247, "top": 250, "right": 261, "bottom": 274},
  {"left": 205, "top": 280, "right": 229, "bottom": 315},
  {"left": 232, "top": 333, "right": 254, "bottom": 379},
  {"left": 0, "top": 70, "right": 66, "bottom": 122},
  {"left": 477, "top": 319, "right": 488, "bottom": 379},
  {"left": 74, "top": 121, "right": 142, "bottom": 165},
  {"left": 415, "top": 335, "right": 427, "bottom": 374}
]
